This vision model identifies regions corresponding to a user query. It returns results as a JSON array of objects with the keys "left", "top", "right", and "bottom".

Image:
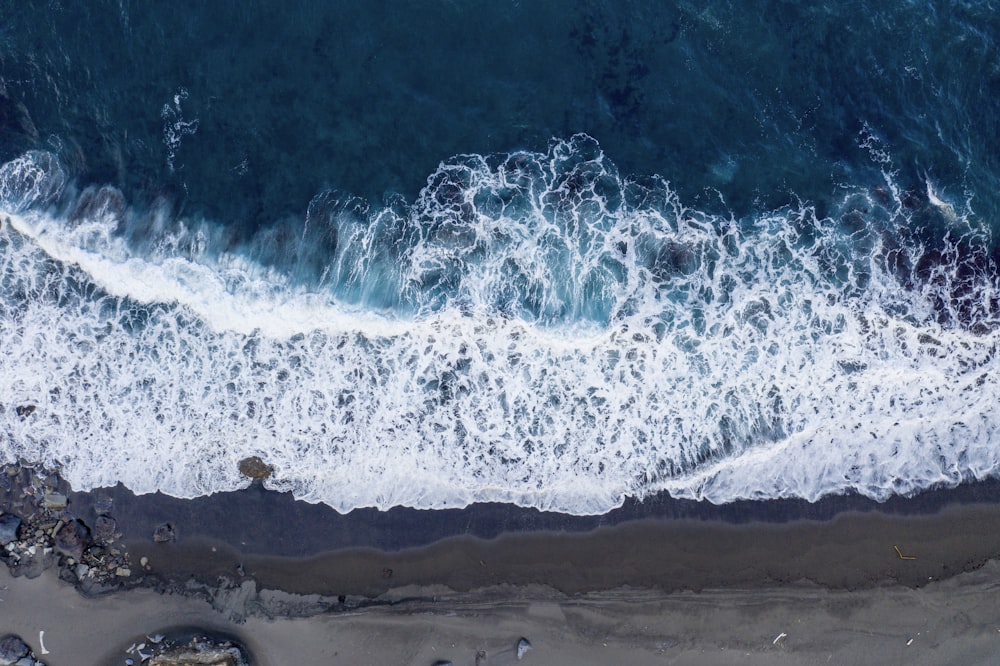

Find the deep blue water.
[{"left": 1, "top": 1, "right": 999, "bottom": 512}]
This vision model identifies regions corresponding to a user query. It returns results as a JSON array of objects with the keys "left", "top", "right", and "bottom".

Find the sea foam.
[{"left": 1, "top": 140, "right": 998, "bottom": 514}]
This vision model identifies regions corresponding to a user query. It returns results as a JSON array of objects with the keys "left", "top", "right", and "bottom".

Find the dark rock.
[
  {"left": 517, "top": 637, "right": 533, "bottom": 659},
  {"left": 54, "top": 519, "right": 91, "bottom": 560},
  {"left": 0, "top": 513, "right": 20, "bottom": 545},
  {"left": 238, "top": 456, "right": 273, "bottom": 480},
  {"left": 153, "top": 522, "right": 176, "bottom": 543},
  {"left": 0, "top": 634, "right": 29, "bottom": 665},
  {"left": 14, "top": 405, "right": 35, "bottom": 418},
  {"left": 94, "top": 515, "right": 116, "bottom": 540}
]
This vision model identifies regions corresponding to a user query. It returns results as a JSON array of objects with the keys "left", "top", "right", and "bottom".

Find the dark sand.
[{"left": 3, "top": 479, "right": 1000, "bottom": 664}]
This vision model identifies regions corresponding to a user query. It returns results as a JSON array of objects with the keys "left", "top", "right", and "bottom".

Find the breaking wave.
[{"left": 1, "top": 135, "right": 998, "bottom": 513}]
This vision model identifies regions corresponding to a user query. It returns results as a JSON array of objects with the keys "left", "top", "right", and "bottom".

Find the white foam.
[{"left": 1, "top": 144, "right": 999, "bottom": 514}]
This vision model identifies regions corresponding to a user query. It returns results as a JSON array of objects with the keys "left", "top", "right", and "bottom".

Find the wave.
[{"left": 1, "top": 137, "right": 998, "bottom": 514}]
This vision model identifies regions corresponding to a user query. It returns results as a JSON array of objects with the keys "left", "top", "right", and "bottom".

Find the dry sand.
[{"left": 2, "top": 558, "right": 1000, "bottom": 665}]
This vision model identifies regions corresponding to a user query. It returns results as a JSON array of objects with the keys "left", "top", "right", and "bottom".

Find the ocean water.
[{"left": 1, "top": 1, "right": 999, "bottom": 514}]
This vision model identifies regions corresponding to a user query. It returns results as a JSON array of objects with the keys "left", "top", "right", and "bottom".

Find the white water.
[{"left": 1, "top": 146, "right": 998, "bottom": 514}]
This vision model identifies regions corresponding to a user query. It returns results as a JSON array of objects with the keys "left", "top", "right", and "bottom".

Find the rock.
[
  {"left": 516, "top": 637, "right": 533, "bottom": 659},
  {"left": 238, "top": 456, "right": 273, "bottom": 480},
  {"left": 94, "top": 515, "right": 116, "bottom": 540},
  {"left": 14, "top": 405, "right": 35, "bottom": 418},
  {"left": 54, "top": 519, "right": 91, "bottom": 560},
  {"left": 147, "top": 638, "right": 246, "bottom": 666},
  {"left": 0, "top": 513, "right": 21, "bottom": 545},
  {"left": 43, "top": 493, "right": 67, "bottom": 509},
  {"left": 115, "top": 567, "right": 131, "bottom": 577},
  {"left": 0, "top": 635, "right": 29, "bottom": 665},
  {"left": 153, "top": 522, "right": 176, "bottom": 543}
]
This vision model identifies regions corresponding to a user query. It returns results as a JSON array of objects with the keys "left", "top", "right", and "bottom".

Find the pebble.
[
  {"left": 140, "top": 557, "right": 149, "bottom": 567},
  {"left": 516, "top": 637, "right": 533, "bottom": 659},
  {"left": 116, "top": 567, "right": 131, "bottom": 577}
]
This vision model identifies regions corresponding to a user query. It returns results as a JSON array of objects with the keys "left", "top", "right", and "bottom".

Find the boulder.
[
  {"left": 54, "top": 519, "right": 91, "bottom": 560},
  {"left": 238, "top": 456, "right": 273, "bottom": 480}
]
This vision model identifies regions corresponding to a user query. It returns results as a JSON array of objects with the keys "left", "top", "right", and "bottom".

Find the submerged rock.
[
  {"left": 0, "top": 513, "right": 21, "bottom": 545},
  {"left": 237, "top": 456, "right": 273, "bottom": 480}
]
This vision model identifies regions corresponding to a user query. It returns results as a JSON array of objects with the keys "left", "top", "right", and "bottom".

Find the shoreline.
[
  {"left": 1, "top": 466, "right": 998, "bottom": 594},
  {"left": 3, "top": 466, "right": 1000, "bottom": 664}
]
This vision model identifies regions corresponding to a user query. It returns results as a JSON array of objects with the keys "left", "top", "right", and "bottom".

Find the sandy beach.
[
  {"left": 2, "top": 471, "right": 1000, "bottom": 665},
  {"left": 2, "top": 542, "right": 1000, "bottom": 665}
]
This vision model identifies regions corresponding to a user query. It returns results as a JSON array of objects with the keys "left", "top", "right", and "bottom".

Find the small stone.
[
  {"left": 94, "top": 515, "right": 116, "bottom": 540},
  {"left": 115, "top": 567, "right": 131, "bottom": 577},
  {"left": 153, "top": 522, "right": 176, "bottom": 543},
  {"left": 0, "top": 634, "right": 29, "bottom": 665},
  {"left": 140, "top": 556, "right": 149, "bottom": 567},
  {"left": 238, "top": 455, "right": 274, "bottom": 480},
  {"left": 75, "top": 563, "right": 89, "bottom": 578},
  {"left": 0, "top": 513, "right": 20, "bottom": 545},
  {"left": 14, "top": 405, "right": 35, "bottom": 418},
  {"left": 43, "top": 492, "right": 67, "bottom": 509},
  {"left": 516, "top": 637, "right": 533, "bottom": 659}
]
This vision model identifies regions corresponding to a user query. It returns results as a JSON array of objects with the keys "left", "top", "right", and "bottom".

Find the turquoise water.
[{"left": 1, "top": 1, "right": 998, "bottom": 513}]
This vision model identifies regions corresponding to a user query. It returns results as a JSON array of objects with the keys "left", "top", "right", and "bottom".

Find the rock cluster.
[
  {"left": 123, "top": 635, "right": 248, "bottom": 666},
  {"left": 0, "top": 464, "right": 132, "bottom": 590}
]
